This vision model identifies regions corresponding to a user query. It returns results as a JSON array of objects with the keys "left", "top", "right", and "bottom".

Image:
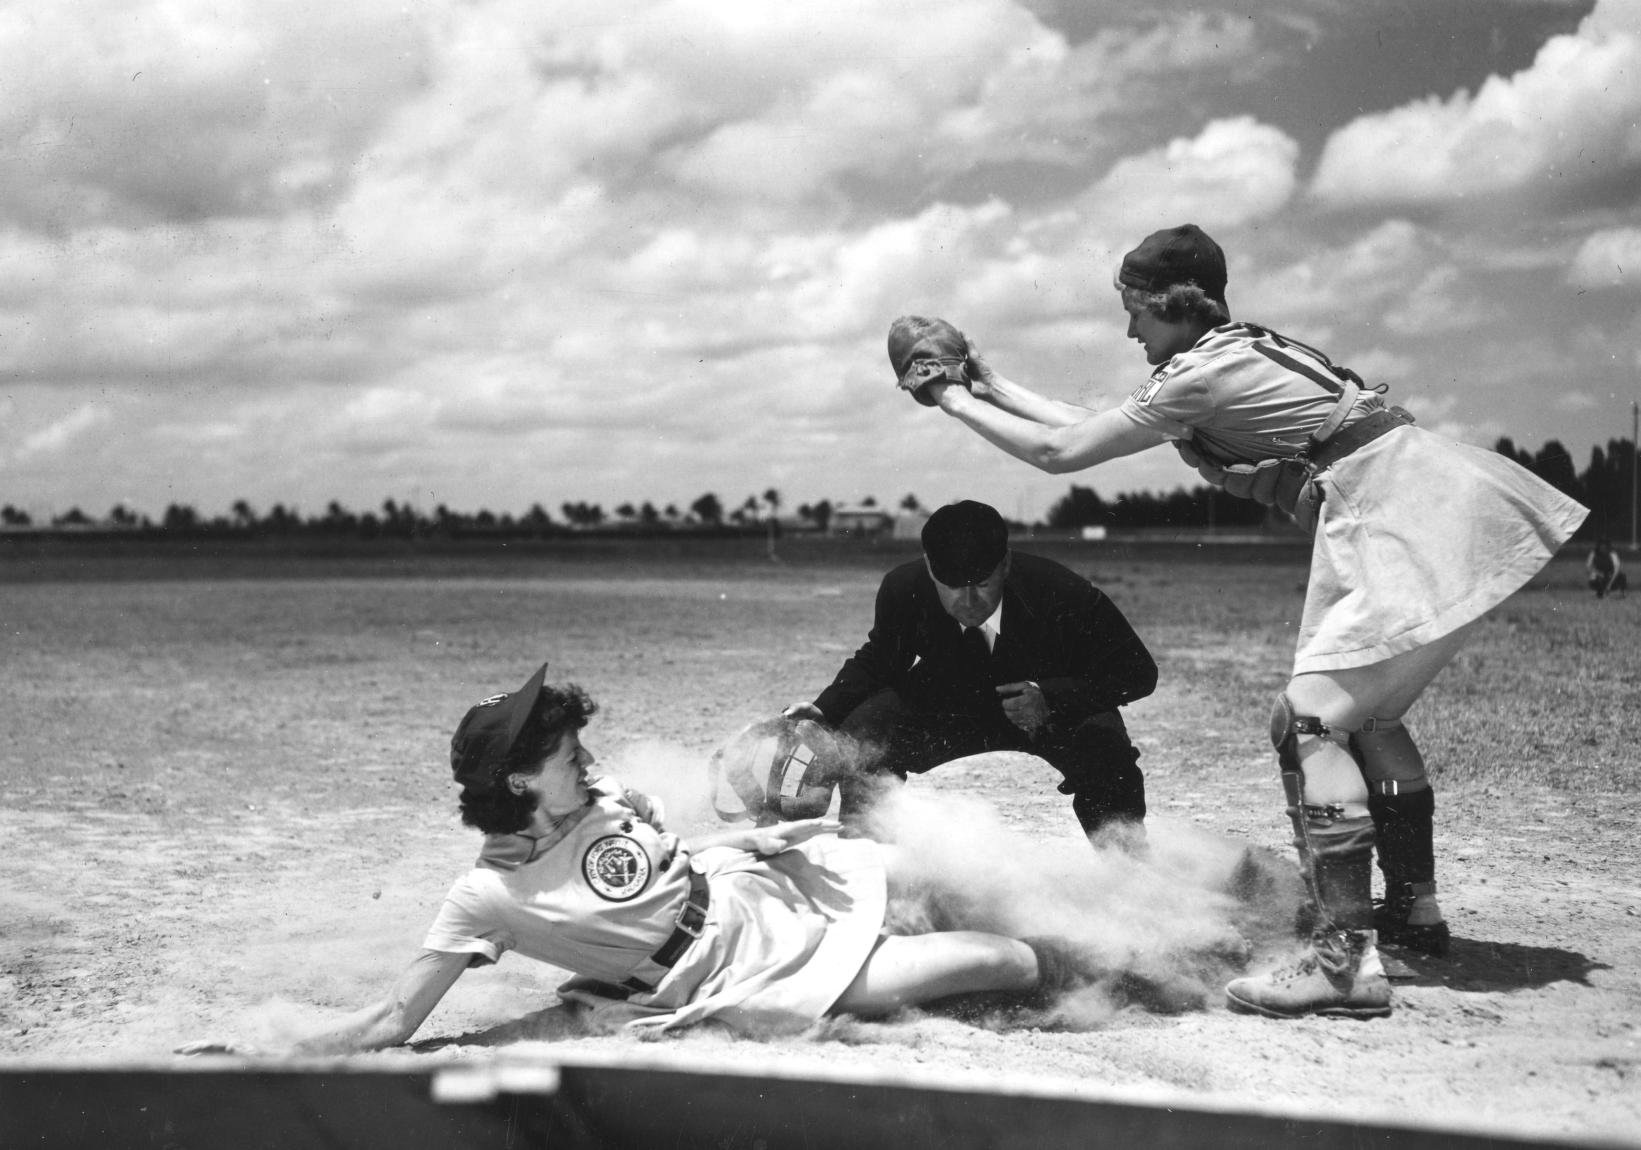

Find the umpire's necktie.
[{"left": 963, "top": 626, "right": 991, "bottom": 662}]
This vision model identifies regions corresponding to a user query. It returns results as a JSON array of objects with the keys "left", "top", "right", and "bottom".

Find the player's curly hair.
[
  {"left": 458, "top": 683, "right": 599, "bottom": 835},
  {"left": 1119, "top": 282, "right": 1230, "bottom": 326}
]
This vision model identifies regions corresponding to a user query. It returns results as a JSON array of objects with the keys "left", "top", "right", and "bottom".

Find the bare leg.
[
  {"left": 830, "top": 932, "right": 1037, "bottom": 1017},
  {"left": 1288, "top": 621, "right": 1477, "bottom": 941},
  {"left": 1227, "top": 623, "right": 1479, "bottom": 1017},
  {"left": 1286, "top": 620, "right": 1479, "bottom": 736}
]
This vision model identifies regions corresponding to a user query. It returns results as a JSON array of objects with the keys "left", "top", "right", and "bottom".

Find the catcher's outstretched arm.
[
  {"left": 968, "top": 355, "right": 1090, "bottom": 428},
  {"left": 940, "top": 386, "right": 1169, "bottom": 474}
]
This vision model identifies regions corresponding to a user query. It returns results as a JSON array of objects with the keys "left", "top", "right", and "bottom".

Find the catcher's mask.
[{"left": 709, "top": 716, "right": 844, "bottom": 825}]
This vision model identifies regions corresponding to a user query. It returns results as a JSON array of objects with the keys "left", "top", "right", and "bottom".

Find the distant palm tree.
[
  {"left": 162, "top": 504, "right": 199, "bottom": 532},
  {"left": 691, "top": 493, "right": 724, "bottom": 525}
]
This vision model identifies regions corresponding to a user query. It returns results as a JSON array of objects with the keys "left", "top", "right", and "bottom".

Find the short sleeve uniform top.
[
  {"left": 422, "top": 778, "right": 694, "bottom": 984},
  {"left": 1116, "top": 321, "right": 1587, "bottom": 672},
  {"left": 1118, "top": 323, "right": 1382, "bottom": 466}
]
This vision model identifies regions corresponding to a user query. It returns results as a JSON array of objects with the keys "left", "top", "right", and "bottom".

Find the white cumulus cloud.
[
  {"left": 1568, "top": 227, "right": 1641, "bottom": 290},
  {"left": 1086, "top": 116, "right": 1300, "bottom": 234},
  {"left": 1309, "top": 0, "right": 1641, "bottom": 207}
]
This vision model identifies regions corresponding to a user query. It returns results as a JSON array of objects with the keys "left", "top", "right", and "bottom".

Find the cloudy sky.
[{"left": 2, "top": 0, "right": 1638, "bottom": 525}]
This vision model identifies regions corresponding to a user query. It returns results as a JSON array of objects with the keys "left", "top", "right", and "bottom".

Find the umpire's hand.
[
  {"left": 781, "top": 702, "right": 825, "bottom": 723},
  {"left": 997, "top": 681, "right": 1048, "bottom": 736}
]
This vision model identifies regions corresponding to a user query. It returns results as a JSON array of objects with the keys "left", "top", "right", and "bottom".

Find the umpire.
[{"left": 787, "top": 499, "right": 1157, "bottom": 843}]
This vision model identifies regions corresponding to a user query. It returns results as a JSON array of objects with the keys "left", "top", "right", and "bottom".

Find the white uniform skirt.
[
  {"left": 1297, "top": 425, "right": 1587, "bottom": 673},
  {"left": 558, "top": 834, "right": 887, "bottom": 1034}
]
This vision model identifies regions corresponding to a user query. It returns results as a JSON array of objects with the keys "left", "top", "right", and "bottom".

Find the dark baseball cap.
[
  {"left": 1117, "top": 224, "right": 1227, "bottom": 303},
  {"left": 922, "top": 500, "right": 1008, "bottom": 586},
  {"left": 450, "top": 662, "right": 549, "bottom": 792}
]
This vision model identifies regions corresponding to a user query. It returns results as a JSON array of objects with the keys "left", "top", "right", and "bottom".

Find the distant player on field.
[
  {"left": 895, "top": 224, "right": 1588, "bottom": 1018},
  {"left": 1586, "top": 537, "right": 1626, "bottom": 598}
]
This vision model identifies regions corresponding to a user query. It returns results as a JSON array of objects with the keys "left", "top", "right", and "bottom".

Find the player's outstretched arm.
[
  {"left": 178, "top": 948, "right": 472, "bottom": 1058},
  {"left": 286, "top": 948, "right": 472, "bottom": 1055},
  {"left": 938, "top": 385, "right": 1169, "bottom": 473},
  {"left": 965, "top": 348, "right": 1090, "bottom": 429}
]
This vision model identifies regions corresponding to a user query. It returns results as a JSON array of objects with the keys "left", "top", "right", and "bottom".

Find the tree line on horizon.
[
  {"left": 3, "top": 436, "right": 1631, "bottom": 540},
  {"left": 0, "top": 487, "right": 922, "bottom": 538}
]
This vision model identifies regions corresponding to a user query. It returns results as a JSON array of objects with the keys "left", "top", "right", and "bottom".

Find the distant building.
[
  {"left": 828, "top": 505, "right": 894, "bottom": 537},
  {"left": 891, "top": 511, "right": 931, "bottom": 540}
]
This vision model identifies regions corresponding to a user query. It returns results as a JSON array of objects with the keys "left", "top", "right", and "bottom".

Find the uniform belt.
[
  {"left": 621, "top": 867, "right": 710, "bottom": 993},
  {"left": 1310, "top": 406, "right": 1414, "bottom": 470}
]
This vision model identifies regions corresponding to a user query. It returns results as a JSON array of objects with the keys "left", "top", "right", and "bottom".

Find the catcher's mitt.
[
  {"left": 709, "top": 716, "right": 846, "bottom": 824},
  {"left": 887, "top": 315, "right": 972, "bottom": 407}
]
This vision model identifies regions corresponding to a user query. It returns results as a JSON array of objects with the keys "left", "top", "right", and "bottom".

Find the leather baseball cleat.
[
  {"left": 1225, "top": 929, "right": 1392, "bottom": 1019},
  {"left": 1373, "top": 882, "right": 1450, "bottom": 956}
]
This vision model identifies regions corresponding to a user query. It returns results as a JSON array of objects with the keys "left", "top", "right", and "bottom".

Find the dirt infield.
[{"left": 2, "top": 543, "right": 1637, "bottom": 1146}]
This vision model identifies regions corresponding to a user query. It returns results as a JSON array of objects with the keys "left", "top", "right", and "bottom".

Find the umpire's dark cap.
[
  {"left": 922, "top": 500, "right": 1008, "bottom": 587},
  {"left": 1117, "top": 224, "right": 1227, "bottom": 304},
  {"left": 450, "top": 662, "right": 549, "bottom": 792}
]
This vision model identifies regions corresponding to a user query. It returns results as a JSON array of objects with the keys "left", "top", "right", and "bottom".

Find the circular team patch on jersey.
[{"left": 582, "top": 835, "right": 651, "bottom": 901}]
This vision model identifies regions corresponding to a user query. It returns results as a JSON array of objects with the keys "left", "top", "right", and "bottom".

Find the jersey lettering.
[{"left": 1131, "top": 370, "right": 1169, "bottom": 406}]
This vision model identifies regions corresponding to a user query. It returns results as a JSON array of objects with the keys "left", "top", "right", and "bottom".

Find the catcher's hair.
[
  {"left": 458, "top": 683, "right": 598, "bottom": 835},
  {"left": 1119, "top": 282, "right": 1230, "bottom": 326}
]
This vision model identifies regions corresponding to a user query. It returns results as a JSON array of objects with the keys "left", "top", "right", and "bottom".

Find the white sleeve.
[{"left": 421, "top": 875, "right": 510, "bottom": 967}]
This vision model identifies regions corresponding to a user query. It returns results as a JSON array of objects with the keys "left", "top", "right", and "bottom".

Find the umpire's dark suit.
[{"left": 812, "top": 551, "right": 1157, "bottom": 837}]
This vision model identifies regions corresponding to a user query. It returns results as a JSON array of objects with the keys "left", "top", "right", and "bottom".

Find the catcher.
[
  {"left": 182, "top": 663, "right": 1123, "bottom": 1054},
  {"left": 893, "top": 224, "right": 1587, "bottom": 1019}
]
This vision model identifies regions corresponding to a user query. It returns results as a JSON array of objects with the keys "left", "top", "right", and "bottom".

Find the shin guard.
[
  {"left": 1366, "top": 786, "right": 1436, "bottom": 889},
  {"left": 1272, "top": 694, "right": 1375, "bottom": 932},
  {"left": 1307, "top": 814, "right": 1376, "bottom": 932},
  {"left": 1354, "top": 720, "right": 1436, "bottom": 892}
]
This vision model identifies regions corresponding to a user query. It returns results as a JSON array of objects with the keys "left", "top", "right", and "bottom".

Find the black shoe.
[{"left": 1373, "top": 883, "right": 1450, "bottom": 957}]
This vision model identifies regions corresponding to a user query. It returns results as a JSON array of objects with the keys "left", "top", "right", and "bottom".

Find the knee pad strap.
[
  {"left": 1270, "top": 692, "right": 1350, "bottom": 773},
  {"left": 1351, "top": 716, "right": 1430, "bottom": 792},
  {"left": 1271, "top": 693, "right": 1359, "bottom": 815}
]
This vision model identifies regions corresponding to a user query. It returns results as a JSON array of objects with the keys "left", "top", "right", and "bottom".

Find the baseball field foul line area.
[{"left": 2, "top": 1060, "right": 1627, "bottom": 1150}]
